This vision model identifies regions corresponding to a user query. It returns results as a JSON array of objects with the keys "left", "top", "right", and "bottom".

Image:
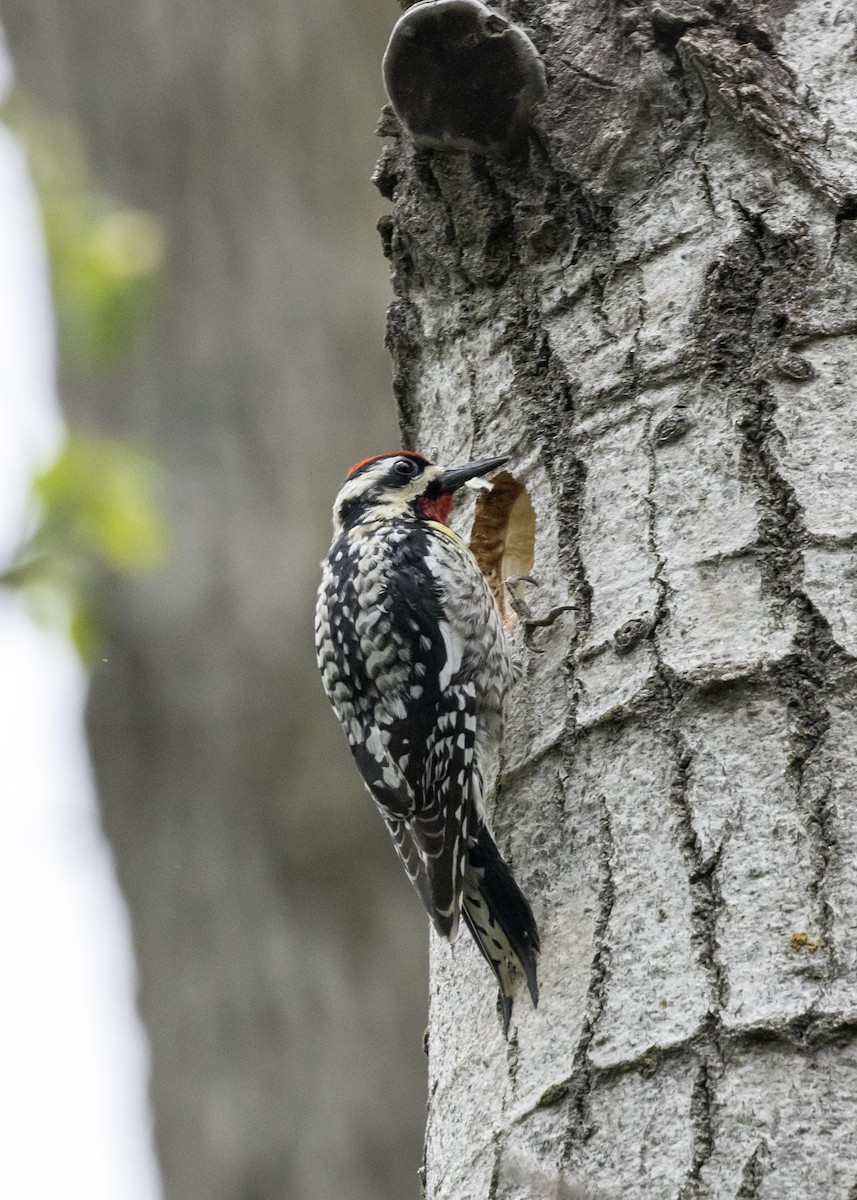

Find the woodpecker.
[{"left": 315, "top": 450, "right": 540, "bottom": 1030}]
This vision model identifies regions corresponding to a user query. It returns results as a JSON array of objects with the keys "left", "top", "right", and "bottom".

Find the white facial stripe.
[
  {"left": 332, "top": 459, "right": 444, "bottom": 527},
  {"left": 421, "top": 464, "right": 444, "bottom": 487},
  {"left": 333, "top": 459, "right": 394, "bottom": 515}
]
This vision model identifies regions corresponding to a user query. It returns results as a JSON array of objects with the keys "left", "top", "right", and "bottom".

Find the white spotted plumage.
[{"left": 315, "top": 451, "right": 540, "bottom": 1030}]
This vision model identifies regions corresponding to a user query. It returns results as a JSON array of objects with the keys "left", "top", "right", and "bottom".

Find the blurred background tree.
[{"left": 0, "top": 3, "right": 427, "bottom": 1199}]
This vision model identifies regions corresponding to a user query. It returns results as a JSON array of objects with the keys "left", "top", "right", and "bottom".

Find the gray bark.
[
  {"left": 379, "top": 1, "right": 857, "bottom": 1196},
  {"left": 1, "top": 3, "right": 428, "bottom": 1199}
]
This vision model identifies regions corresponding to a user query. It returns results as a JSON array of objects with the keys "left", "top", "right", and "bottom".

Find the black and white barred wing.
[
  {"left": 409, "top": 679, "right": 479, "bottom": 940},
  {"left": 351, "top": 671, "right": 480, "bottom": 943},
  {"left": 382, "top": 815, "right": 433, "bottom": 916},
  {"left": 331, "top": 696, "right": 438, "bottom": 919}
]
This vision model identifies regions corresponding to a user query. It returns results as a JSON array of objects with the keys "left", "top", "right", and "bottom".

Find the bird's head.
[{"left": 331, "top": 450, "right": 509, "bottom": 531}]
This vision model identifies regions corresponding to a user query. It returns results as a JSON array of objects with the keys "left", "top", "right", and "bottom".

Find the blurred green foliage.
[
  {"left": 0, "top": 93, "right": 167, "bottom": 658},
  {"left": 2, "top": 437, "right": 166, "bottom": 660},
  {"left": 1, "top": 90, "right": 164, "bottom": 368}
]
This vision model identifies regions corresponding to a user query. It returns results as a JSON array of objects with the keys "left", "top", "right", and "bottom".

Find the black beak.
[{"left": 426, "top": 455, "right": 509, "bottom": 496}]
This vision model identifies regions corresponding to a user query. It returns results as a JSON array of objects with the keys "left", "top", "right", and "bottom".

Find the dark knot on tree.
[{"left": 382, "top": 0, "right": 547, "bottom": 156}]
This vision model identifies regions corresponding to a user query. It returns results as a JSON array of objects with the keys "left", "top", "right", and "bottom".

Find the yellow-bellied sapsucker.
[{"left": 315, "top": 450, "right": 539, "bottom": 1030}]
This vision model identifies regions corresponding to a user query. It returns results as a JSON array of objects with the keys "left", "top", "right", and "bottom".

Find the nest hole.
[{"left": 469, "top": 472, "right": 536, "bottom": 625}]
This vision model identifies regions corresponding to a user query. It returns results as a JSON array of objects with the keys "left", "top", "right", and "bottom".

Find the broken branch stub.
[{"left": 382, "top": 0, "right": 547, "bottom": 156}]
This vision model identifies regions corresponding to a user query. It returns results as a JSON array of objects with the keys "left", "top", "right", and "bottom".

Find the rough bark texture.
[
  {"left": 1, "top": 3, "right": 428, "bottom": 1199},
  {"left": 378, "top": 1, "right": 857, "bottom": 1196}
]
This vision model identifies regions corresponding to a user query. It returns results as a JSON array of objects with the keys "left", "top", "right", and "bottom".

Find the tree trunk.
[{"left": 379, "top": 1, "right": 857, "bottom": 1195}]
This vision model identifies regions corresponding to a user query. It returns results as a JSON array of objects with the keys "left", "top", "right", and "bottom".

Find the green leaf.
[
  {"left": 4, "top": 436, "right": 167, "bottom": 661},
  {"left": 34, "top": 436, "right": 167, "bottom": 569}
]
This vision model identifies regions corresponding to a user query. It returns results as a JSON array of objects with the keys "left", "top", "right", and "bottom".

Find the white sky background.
[{"left": 0, "top": 36, "right": 162, "bottom": 1200}]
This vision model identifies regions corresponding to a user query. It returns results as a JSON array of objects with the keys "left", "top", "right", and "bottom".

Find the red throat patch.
[{"left": 419, "top": 493, "right": 454, "bottom": 525}]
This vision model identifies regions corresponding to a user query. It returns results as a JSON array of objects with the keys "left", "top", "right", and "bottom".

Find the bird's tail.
[{"left": 461, "top": 826, "right": 540, "bottom": 1033}]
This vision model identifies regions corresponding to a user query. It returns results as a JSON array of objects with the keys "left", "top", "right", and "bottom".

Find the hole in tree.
[
  {"left": 649, "top": 11, "right": 691, "bottom": 54},
  {"left": 469, "top": 472, "right": 536, "bottom": 626},
  {"left": 734, "top": 23, "right": 774, "bottom": 53},
  {"left": 837, "top": 193, "right": 857, "bottom": 222}
]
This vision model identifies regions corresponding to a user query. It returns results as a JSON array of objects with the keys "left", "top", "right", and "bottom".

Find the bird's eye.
[{"left": 394, "top": 458, "right": 419, "bottom": 477}]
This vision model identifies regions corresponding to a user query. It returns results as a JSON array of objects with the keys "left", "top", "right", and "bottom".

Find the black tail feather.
[{"left": 462, "top": 826, "right": 540, "bottom": 1032}]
